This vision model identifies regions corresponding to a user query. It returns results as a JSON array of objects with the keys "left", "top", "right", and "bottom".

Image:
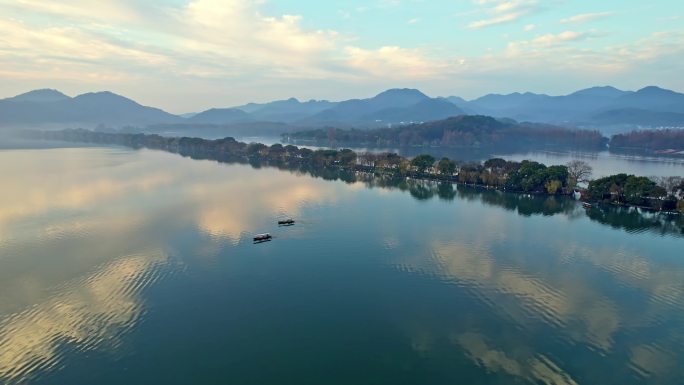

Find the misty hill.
[
  {"left": 236, "top": 98, "right": 336, "bottom": 122},
  {"left": 287, "top": 115, "right": 606, "bottom": 150},
  {"left": 0, "top": 90, "right": 180, "bottom": 127},
  {"left": 607, "top": 86, "right": 684, "bottom": 113},
  {"left": 300, "top": 88, "right": 464, "bottom": 126},
  {"left": 3, "top": 85, "right": 683, "bottom": 132},
  {"left": 8, "top": 89, "right": 71, "bottom": 103},
  {"left": 364, "top": 98, "right": 463, "bottom": 123},
  {"left": 451, "top": 86, "right": 684, "bottom": 128},
  {"left": 188, "top": 108, "right": 253, "bottom": 124}
]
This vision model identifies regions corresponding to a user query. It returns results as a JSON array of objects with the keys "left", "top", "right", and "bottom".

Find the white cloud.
[
  {"left": 469, "top": 12, "right": 523, "bottom": 28},
  {"left": 0, "top": 0, "right": 347, "bottom": 84},
  {"left": 345, "top": 46, "right": 448, "bottom": 79},
  {"left": 532, "top": 30, "right": 588, "bottom": 45},
  {"left": 561, "top": 12, "right": 613, "bottom": 24},
  {"left": 524, "top": 23, "right": 535, "bottom": 31},
  {"left": 468, "top": 0, "right": 539, "bottom": 29}
]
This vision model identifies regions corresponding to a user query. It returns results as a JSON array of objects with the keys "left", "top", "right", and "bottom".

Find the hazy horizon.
[
  {"left": 4, "top": 84, "right": 683, "bottom": 115},
  {"left": 1, "top": 0, "right": 682, "bottom": 114}
]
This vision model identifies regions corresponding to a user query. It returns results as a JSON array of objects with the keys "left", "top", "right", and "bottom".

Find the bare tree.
[
  {"left": 567, "top": 160, "right": 593, "bottom": 188},
  {"left": 656, "top": 176, "right": 683, "bottom": 196}
]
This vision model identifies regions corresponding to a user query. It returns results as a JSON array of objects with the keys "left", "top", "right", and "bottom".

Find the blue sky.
[{"left": 0, "top": 0, "right": 682, "bottom": 112}]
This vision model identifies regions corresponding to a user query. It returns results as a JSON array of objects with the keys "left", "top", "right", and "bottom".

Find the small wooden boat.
[
  {"left": 582, "top": 202, "right": 592, "bottom": 209},
  {"left": 278, "top": 219, "right": 295, "bottom": 225},
  {"left": 253, "top": 233, "right": 272, "bottom": 242}
]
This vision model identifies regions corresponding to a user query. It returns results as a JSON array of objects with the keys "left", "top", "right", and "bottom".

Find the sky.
[{"left": 0, "top": 0, "right": 683, "bottom": 113}]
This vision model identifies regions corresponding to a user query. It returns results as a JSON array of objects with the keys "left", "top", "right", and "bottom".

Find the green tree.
[
  {"left": 268, "top": 143, "right": 285, "bottom": 159},
  {"left": 624, "top": 176, "right": 658, "bottom": 205},
  {"left": 484, "top": 158, "right": 507, "bottom": 169},
  {"left": 338, "top": 148, "right": 357, "bottom": 166},
  {"left": 437, "top": 157, "right": 456, "bottom": 176},
  {"left": 411, "top": 154, "right": 435, "bottom": 173},
  {"left": 299, "top": 147, "right": 313, "bottom": 159},
  {"left": 545, "top": 179, "right": 562, "bottom": 195},
  {"left": 246, "top": 142, "right": 268, "bottom": 156},
  {"left": 398, "top": 159, "right": 411, "bottom": 176}
]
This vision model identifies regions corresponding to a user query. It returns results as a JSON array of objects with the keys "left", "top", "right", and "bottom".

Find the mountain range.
[
  {"left": 460, "top": 86, "right": 684, "bottom": 127},
  {"left": 1, "top": 86, "right": 683, "bottom": 133}
]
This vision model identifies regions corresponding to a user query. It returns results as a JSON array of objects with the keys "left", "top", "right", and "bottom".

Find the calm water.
[{"left": 0, "top": 147, "right": 683, "bottom": 385}]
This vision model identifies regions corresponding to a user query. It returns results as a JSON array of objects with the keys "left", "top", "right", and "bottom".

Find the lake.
[{"left": 0, "top": 146, "right": 683, "bottom": 385}]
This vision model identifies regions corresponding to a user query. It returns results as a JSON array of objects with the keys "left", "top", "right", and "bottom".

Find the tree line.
[
  {"left": 286, "top": 115, "right": 607, "bottom": 150},
  {"left": 610, "top": 129, "right": 684, "bottom": 152},
  {"left": 285, "top": 117, "right": 684, "bottom": 155},
  {"left": 28, "top": 129, "right": 684, "bottom": 213}
]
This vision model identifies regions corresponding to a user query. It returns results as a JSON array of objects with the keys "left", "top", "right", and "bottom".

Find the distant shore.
[{"left": 24, "top": 129, "right": 684, "bottom": 214}]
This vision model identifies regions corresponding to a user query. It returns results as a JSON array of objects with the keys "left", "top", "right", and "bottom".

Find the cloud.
[
  {"left": 524, "top": 23, "right": 536, "bottom": 31},
  {"left": 0, "top": 0, "right": 345, "bottom": 85},
  {"left": 468, "top": 0, "right": 539, "bottom": 29},
  {"left": 561, "top": 12, "right": 613, "bottom": 24},
  {"left": 469, "top": 12, "right": 524, "bottom": 28},
  {"left": 345, "top": 46, "right": 449, "bottom": 79},
  {"left": 531, "top": 30, "right": 589, "bottom": 45}
]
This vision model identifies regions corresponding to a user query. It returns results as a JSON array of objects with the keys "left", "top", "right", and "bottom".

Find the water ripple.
[{"left": 0, "top": 250, "right": 168, "bottom": 384}]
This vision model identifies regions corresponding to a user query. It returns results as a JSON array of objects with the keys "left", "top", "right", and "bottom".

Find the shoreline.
[{"left": 23, "top": 129, "right": 684, "bottom": 215}]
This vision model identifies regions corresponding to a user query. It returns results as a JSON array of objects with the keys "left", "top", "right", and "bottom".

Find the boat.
[
  {"left": 582, "top": 202, "right": 592, "bottom": 209},
  {"left": 253, "top": 233, "right": 272, "bottom": 242},
  {"left": 278, "top": 218, "right": 295, "bottom": 226}
]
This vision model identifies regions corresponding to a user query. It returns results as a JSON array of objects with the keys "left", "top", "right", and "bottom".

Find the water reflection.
[
  {"left": 179, "top": 149, "right": 683, "bottom": 238},
  {"left": 385, "top": 208, "right": 683, "bottom": 383},
  {"left": 0, "top": 147, "right": 350, "bottom": 383},
  {"left": 0, "top": 147, "right": 682, "bottom": 384},
  {"left": 455, "top": 332, "right": 579, "bottom": 385},
  {"left": 0, "top": 252, "right": 166, "bottom": 383}
]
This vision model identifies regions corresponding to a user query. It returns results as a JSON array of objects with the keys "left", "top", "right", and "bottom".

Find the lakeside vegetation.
[
  {"left": 610, "top": 129, "right": 684, "bottom": 153},
  {"left": 27, "top": 129, "right": 684, "bottom": 214}
]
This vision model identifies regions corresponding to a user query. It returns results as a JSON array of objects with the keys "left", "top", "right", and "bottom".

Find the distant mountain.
[
  {"left": 245, "top": 98, "right": 336, "bottom": 122},
  {"left": 445, "top": 86, "right": 684, "bottom": 128},
  {"left": 605, "top": 86, "right": 684, "bottom": 113},
  {"left": 302, "top": 88, "right": 445, "bottom": 126},
  {"left": 567, "top": 86, "right": 627, "bottom": 98},
  {"left": 188, "top": 108, "right": 252, "bottom": 124},
  {"left": 0, "top": 90, "right": 180, "bottom": 127},
  {"left": 470, "top": 92, "right": 549, "bottom": 111},
  {"left": 3, "top": 85, "right": 682, "bottom": 132},
  {"left": 7, "top": 89, "right": 70, "bottom": 103},
  {"left": 364, "top": 98, "right": 464, "bottom": 124}
]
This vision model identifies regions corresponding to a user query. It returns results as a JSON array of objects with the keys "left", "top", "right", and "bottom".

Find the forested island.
[
  {"left": 284, "top": 115, "right": 684, "bottom": 156},
  {"left": 26, "top": 129, "right": 684, "bottom": 214},
  {"left": 284, "top": 115, "right": 607, "bottom": 151}
]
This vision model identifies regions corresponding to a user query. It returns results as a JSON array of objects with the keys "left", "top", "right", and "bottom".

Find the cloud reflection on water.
[{"left": 0, "top": 147, "right": 346, "bottom": 383}]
